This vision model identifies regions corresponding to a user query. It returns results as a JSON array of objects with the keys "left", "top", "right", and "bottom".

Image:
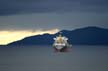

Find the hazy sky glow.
[
  {"left": 0, "top": 29, "right": 59, "bottom": 45},
  {"left": 0, "top": 0, "right": 108, "bottom": 45}
]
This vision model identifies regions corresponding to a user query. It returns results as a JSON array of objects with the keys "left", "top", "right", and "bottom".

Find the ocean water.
[{"left": 0, "top": 45, "right": 108, "bottom": 71}]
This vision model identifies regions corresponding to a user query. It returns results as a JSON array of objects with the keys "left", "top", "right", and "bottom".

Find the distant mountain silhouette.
[{"left": 8, "top": 27, "right": 108, "bottom": 46}]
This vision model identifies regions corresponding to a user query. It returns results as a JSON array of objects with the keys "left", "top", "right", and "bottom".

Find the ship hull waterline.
[{"left": 53, "top": 46, "right": 69, "bottom": 52}]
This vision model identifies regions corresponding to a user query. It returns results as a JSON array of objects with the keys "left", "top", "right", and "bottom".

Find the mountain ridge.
[{"left": 4, "top": 27, "right": 108, "bottom": 46}]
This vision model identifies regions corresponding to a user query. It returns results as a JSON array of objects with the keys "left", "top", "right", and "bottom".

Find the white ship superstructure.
[{"left": 53, "top": 33, "right": 71, "bottom": 52}]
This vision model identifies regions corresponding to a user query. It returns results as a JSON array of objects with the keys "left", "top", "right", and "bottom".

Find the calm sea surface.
[{"left": 0, "top": 45, "right": 108, "bottom": 71}]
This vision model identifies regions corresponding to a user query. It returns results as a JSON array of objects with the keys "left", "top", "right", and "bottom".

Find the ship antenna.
[{"left": 59, "top": 32, "right": 62, "bottom": 37}]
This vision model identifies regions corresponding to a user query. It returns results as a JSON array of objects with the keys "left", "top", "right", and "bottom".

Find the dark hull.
[{"left": 53, "top": 46, "right": 69, "bottom": 52}]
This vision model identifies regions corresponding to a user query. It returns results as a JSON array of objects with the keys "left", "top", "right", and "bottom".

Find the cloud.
[
  {"left": 0, "top": 0, "right": 108, "bottom": 31},
  {"left": 0, "top": 12, "right": 108, "bottom": 31},
  {"left": 0, "top": 0, "right": 108, "bottom": 15},
  {"left": 0, "top": 0, "right": 108, "bottom": 45}
]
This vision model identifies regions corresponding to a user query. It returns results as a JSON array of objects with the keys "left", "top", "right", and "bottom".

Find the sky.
[{"left": 0, "top": 0, "right": 108, "bottom": 45}]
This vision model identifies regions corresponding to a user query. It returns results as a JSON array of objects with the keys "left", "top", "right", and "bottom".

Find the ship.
[{"left": 53, "top": 32, "right": 72, "bottom": 52}]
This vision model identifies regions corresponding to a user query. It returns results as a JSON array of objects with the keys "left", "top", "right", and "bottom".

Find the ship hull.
[
  {"left": 53, "top": 34, "right": 71, "bottom": 52},
  {"left": 53, "top": 46, "right": 69, "bottom": 52}
]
